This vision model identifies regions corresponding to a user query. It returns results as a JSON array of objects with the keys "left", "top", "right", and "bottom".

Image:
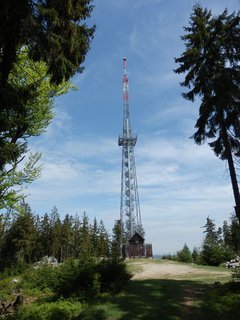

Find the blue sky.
[{"left": 28, "top": 0, "right": 240, "bottom": 254}]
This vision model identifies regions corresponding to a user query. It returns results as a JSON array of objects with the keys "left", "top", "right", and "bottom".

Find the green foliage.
[
  {"left": 192, "top": 247, "right": 201, "bottom": 264},
  {"left": 0, "top": 208, "right": 111, "bottom": 271},
  {"left": 174, "top": 5, "right": 240, "bottom": 221},
  {"left": 0, "top": 1, "right": 95, "bottom": 86},
  {"left": 111, "top": 220, "right": 123, "bottom": 260},
  {"left": 230, "top": 215, "right": 240, "bottom": 253},
  {"left": 231, "top": 268, "right": 240, "bottom": 286},
  {"left": 200, "top": 217, "right": 230, "bottom": 266},
  {"left": 54, "top": 258, "right": 99, "bottom": 299},
  {"left": 0, "top": 152, "right": 42, "bottom": 210},
  {"left": 18, "top": 258, "right": 131, "bottom": 303},
  {"left": 176, "top": 243, "right": 192, "bottom": 263},
  {"left": 200, "top": 244, "right": 227, "bottom": 266},
  {"left": 77, "top": 306, "right": 107, "bottom": 320},
  {"left": 54, "top": 258, "right": 131, "bottom": 299},
  {"left": 200, "top": 284, "right": 240, "bottom": 320},
  {"left": 0, "top": 0, "right": 95, "bottom": 173},
  {"left": 13, "top": 300, "right": 82, "bottom": 320},
  {"left": 22, "top": 266, "right": 58, "bottom": 292},
  {"left": 161, "top": 253, "right": 177, "bottom": 260},
  {"left": 0, "top": 49, "right": 74, "bottom": 210},
  {"left": 0, "top": 203, "right": 37, "bottom": 270},
  {"left": 97, "top": 259, "right": 132, "bottom": 293}
]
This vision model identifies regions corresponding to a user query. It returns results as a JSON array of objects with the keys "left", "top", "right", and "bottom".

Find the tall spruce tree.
[
  {"left": 80, "top": 212, "right": 93, "bottom": 257},
  {"left": 175, "top": 6, "right": 240, "bottom": 222},
  {"left": 98, "top": 219, "right": 110, "bottom": 257},
  {"left": 61, "top": 214, "right": 74, "bottom": 260},
  {"left": 230, "top": 214, "right": 240, "bottom": 253},
  {"left": 0, "top": 0, "right": 95, "bottom": 86},
  {"left": 0, "top": 202, "right": 37, "bottom": 269},
  {"left": 72, "top": 214, "right": 82, "bottom": 258},
  {"left": 38, "top": 213, "right": 52, "bottom": 258},
  {"left": 49, "top": 206, "right": 62, "bottom": 260},
  {"left": 201, "top": 217, "right": 229, "bottom": 266}
]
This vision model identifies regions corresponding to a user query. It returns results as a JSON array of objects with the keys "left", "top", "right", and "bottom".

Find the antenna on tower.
[
  {"left": 123, "top": 57, "right": 127, "bottom": 75},
  {"left": 118, "top": 58, "right": 153, "bottom": 258}
]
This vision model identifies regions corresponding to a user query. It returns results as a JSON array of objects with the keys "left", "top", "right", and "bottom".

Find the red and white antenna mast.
[
  {"left": 123, "top": 57, "right": 129, "bottom": 105},
  {"left": 118, "top": 57, "right": 144, "bottom": 241}
]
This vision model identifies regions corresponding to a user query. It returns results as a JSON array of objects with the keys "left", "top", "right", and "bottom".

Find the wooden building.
[{"left": 123, "top": 232, "right": 153, "bottom": 258}]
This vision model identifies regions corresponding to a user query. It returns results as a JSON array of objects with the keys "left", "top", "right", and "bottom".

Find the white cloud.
[
  {"left": 25, "top": 0, "right": 240, "bottom": 255},
  {"left": 28, "top": 120, "right": 235, "bottom": 254}
]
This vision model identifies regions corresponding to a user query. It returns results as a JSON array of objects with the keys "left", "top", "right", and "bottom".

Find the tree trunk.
[{"left": 222, "top": 124, "right": 240, "bottom": 224}]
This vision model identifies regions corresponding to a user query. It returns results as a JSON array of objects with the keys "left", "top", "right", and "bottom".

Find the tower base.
[
  {"left": 122, "top": 232, "right": 153, "bottom": 258},
  {"left": 123, "top": 243, "right": 153, "bottom": 258}
]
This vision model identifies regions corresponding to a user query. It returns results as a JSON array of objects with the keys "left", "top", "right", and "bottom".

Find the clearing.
[{"left": 130, "top": 259, "right": 230, "bottom": 281}]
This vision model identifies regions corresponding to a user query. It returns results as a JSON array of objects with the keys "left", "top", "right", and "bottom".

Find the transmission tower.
[{"left": 118, "top": 57, "right": 144, "bottom": 241}]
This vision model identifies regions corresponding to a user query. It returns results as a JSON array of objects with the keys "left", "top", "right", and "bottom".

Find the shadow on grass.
[{"left": 107, "top": 279, "right": 206, "bottom": 320}]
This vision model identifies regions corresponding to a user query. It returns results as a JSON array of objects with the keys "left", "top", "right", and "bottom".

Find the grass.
[
  {"left": 101, "top": 279, "right": 196, "bottom": 320},
  {"left": 0, "top": 259, "right": 238, "bottom": 320},
  {"left": 78, "top": 259, "right": 234, "bottom": 320}
]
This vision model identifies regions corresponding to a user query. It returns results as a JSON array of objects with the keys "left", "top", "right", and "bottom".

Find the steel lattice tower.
[{"left": 118, "top": 58, "right": 144, "bottom": 241}]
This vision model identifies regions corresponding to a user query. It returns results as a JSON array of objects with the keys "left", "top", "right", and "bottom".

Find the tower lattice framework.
[{"left": 118, "top": 58, "right": 144, "bottom": 241}]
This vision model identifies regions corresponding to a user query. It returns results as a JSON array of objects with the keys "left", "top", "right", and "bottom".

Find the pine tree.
[
  {"left": 177, "top": 243, "right": 192, "bottom": 263},
  {"left": 0, "top": 202, "right": 37, "bottom": 269},
  {"left": 61, "top": 214, "right": 74, "bottom": 260},
  {"left": 79, "top": 212, "right": 92, "bottom": 258},
  {"left": 230, "top": 215, "right": 240, "bottom": 253},
  {"left": 38, "top": 213, "right": 51, "bottom": 258},
  {"left": 90, "top": 217, "right": 100, "bottom": 256},
  {"left": 175, "top": 5, "right": 240, "bottom": 222},
  {"left": 201, "top": 217, "right": 226, "bottom": 266},
  {"left": 222, "top": 220, "right": 232, "bottom": 249},
  {"left": 0, "top": 0, "right": 95, "bottom": 85},
  {"left": 49, "top": 206, "right": 62, "bottom": 261},
  {"left": 72, "top": 214, "right": 82, "bottom": 258},
  {"left": 98, "top": 219, "right": 110, "bottom": 258},
  {"left": 111, "top": 220, "right": 122, "bottom": 260}
]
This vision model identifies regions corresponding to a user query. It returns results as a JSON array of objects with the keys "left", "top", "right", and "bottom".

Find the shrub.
[
  {"left": 54, "top": 258, "right": 100, "bottom": 300},
  {"left": 200, "top": 285, "right": 240, "bottom": 319},
  {"left": 97, "top": 259, "right": 132, "bottom": 293},
  {"left": 22, "top": 265, "right": 59, "bottom": 291},
  {"left": 13, "top": 300, "right": 82, "bottom": 320},
  {"left": 76, "top": 306, "right": 107, "bottom": 320},
  {"left": 20, "top": 258, "right": 132, "bottom": 301},
  {"left": 54, "top": 258, "right": 131, "bottom": 299}
]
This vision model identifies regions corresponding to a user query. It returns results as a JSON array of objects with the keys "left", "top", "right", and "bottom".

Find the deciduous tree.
[
  {"left": 0, "top": 49, "right": 73, "bottom": 210},
  {"left": 0, "top": 1, "right": 95, "bottom": 203}
]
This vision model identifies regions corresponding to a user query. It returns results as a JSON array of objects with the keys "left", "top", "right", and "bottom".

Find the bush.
[
  {"left": 53, "top": 258, "right": 131, "bottom": 299},
  {"left": 16, "top": 258, "right": 131, "bottom": 302},
  {"left": 97, "top": 259, "right": 132, "bottom": 293},
  {"left": 23, "top": 265, "right": 58, "bottom": 291},
  {"left": 13, "top": 300, "right": 82, "bottom": 320},
  {"left": 76, "top": 306, "right": 107, "bottom": 320},
  {"left": 200, "top": 285, "right": 240, "bottom": 319},
  {"left": 54, "top": 258, "right": 100, "bottom": 299}
]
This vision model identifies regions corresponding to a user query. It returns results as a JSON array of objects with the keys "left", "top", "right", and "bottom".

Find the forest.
[{"left": 0, "top": 204, "right": 112, "bottom": 271}]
